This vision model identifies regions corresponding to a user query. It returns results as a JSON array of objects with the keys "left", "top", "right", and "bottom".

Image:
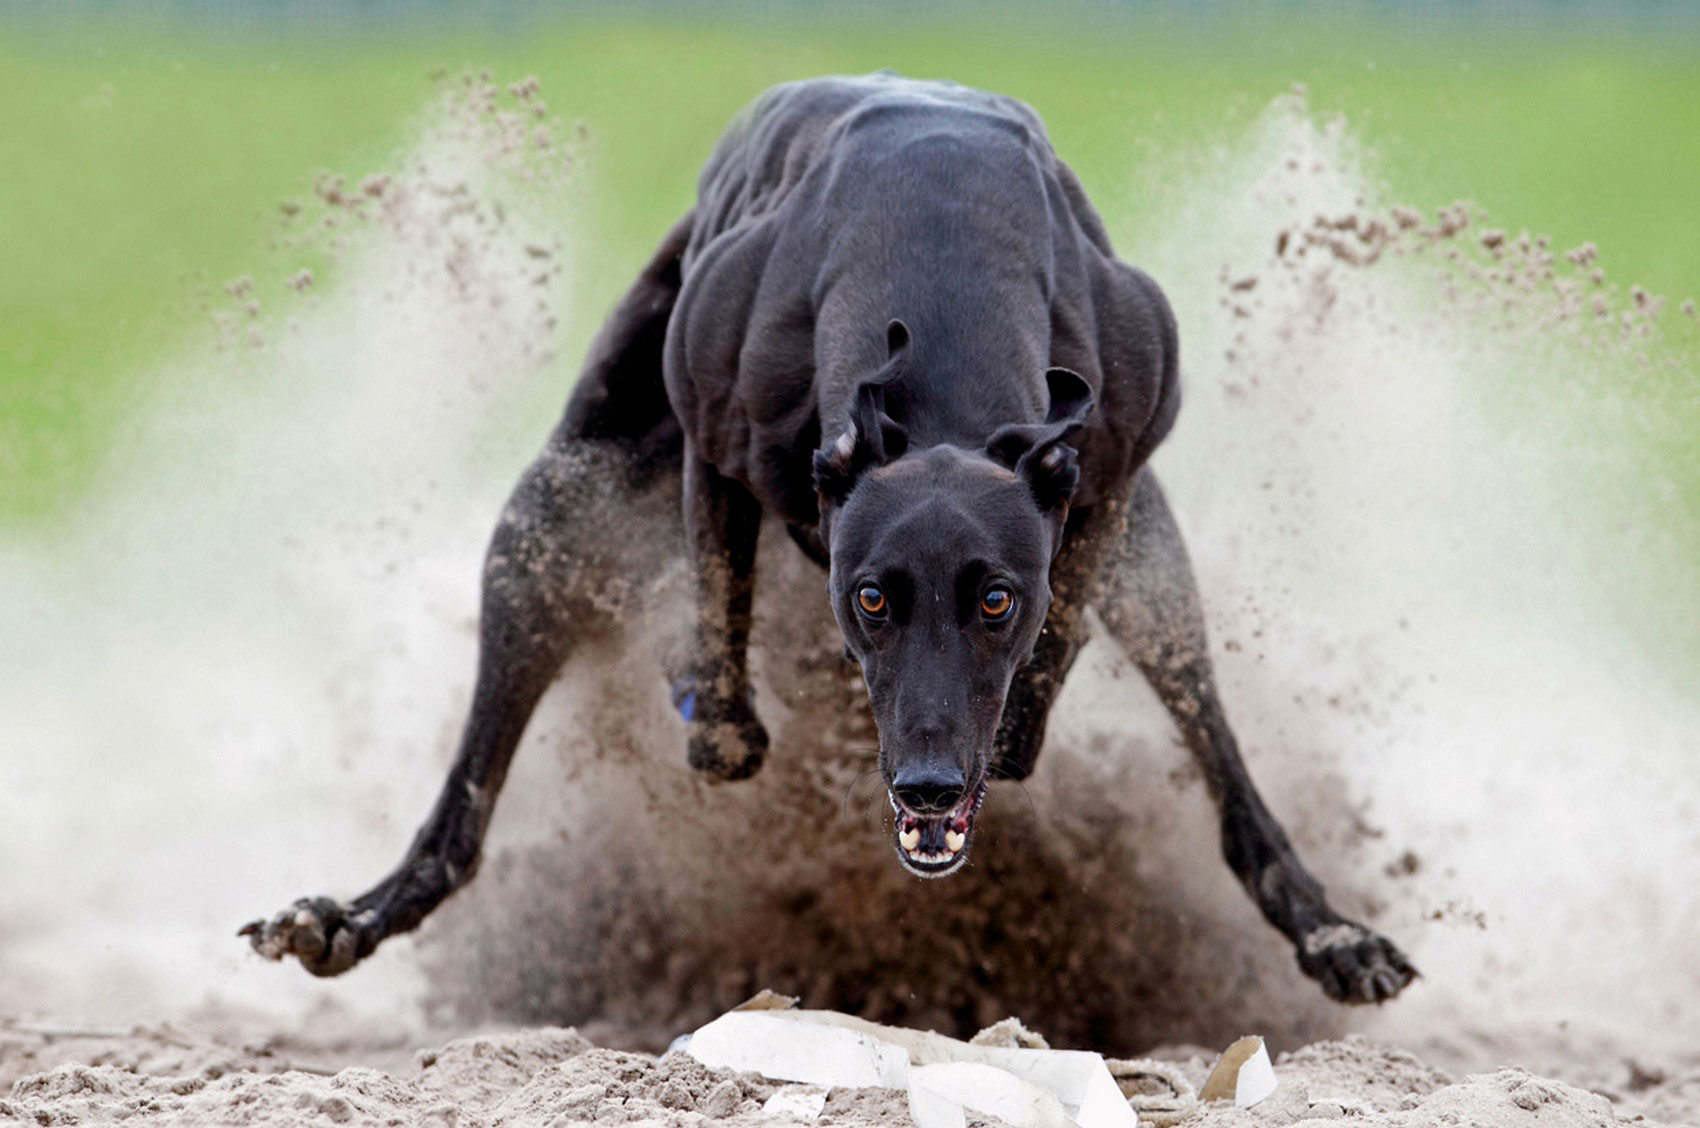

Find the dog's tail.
[{"left": 559, "top": 210, "right": 693, "bottom": 474}]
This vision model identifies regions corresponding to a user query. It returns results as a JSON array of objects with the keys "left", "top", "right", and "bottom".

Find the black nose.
[{"left": 892, "top": 764, "right": 965, "bottom": 814}]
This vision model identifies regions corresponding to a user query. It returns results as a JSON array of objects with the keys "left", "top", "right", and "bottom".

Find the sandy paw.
[
  {"left": 685, "top": 715, "right": 769, "bottom": 781},
  {"left": 672, "top": 676, "right": 769, "bottom": 781},
  {"left": 238, "top": 895, "right": 373, "bottom": 977},
  {"left": 1297, "top": 920, "right": 1419, "bottom": 1004}
]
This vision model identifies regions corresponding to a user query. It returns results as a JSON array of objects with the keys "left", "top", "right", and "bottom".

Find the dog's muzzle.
[{"left": 889, "top": 778, "right": 988, "bottom": 878}]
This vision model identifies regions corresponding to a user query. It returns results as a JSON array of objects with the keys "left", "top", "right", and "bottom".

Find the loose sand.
[{"left": 5, "top": 1014, "right": 1695, "bottom": 1125}]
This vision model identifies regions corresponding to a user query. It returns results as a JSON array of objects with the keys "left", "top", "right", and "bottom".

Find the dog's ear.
[
  {"left": 985, "top": 367, "right": 1094, "bottom": 515},
  {"left": 813, "top": 320, "right": 913, "bottom": 508}
]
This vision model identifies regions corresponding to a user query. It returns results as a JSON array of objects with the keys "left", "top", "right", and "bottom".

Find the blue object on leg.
[{"left": 671, "top": 677, "right": 698, "bottom": 722}]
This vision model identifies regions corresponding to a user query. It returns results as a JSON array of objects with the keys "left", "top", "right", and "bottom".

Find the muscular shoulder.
[{"left": 1053, "top": 253, "right": 1180, "bottom": 507}]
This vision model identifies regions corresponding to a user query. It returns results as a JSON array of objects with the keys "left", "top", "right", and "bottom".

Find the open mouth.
[{"left": 889, "top": 778, "right": 988, "bottom": 878}]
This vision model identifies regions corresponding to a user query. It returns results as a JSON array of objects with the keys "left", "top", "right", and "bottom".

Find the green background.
[{"left": 3, "top": 5, "right": 1696, "bottom": 529}]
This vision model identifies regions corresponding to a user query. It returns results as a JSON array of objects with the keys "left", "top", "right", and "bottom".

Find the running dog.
[{"left": 243, "top": 73, "right": 1416, "bottom": 1005}]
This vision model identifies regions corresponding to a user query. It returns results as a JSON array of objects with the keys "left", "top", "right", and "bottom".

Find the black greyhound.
[{"left": 243, "top": 73, "right": 1416, "bottom": 1005}]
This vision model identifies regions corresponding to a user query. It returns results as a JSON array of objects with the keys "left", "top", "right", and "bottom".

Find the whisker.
[
  {"left": 839, "top": 764, "right": 887, "bottom": 822},
  {"left": 986, "top": 764, "right": 1041, "bottom": 827}
]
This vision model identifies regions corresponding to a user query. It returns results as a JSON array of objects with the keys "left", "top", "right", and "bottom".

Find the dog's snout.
[{"left": 892, "top": 763, "right": 966, "bottom": 813}]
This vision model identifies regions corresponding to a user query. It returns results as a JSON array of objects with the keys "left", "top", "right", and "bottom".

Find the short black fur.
[{"left": 243, "top": 73, "right": 1416, "bottom": 1006}]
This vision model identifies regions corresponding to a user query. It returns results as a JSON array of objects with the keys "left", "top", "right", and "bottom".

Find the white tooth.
[
  {"left": 899, "top": 827, "right": 921, "bottom": 852},
  {"left": 945, "top": 830, "right": 965, "bottom": 853}
]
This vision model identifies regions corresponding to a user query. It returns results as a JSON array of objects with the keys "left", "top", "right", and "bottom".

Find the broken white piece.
[
  {"left": 687, "top": 1012, "right": 909, "bottom": 1089},
  {"left": 975, "top": 1046, "right": 1139, "bottom": 1127},
  {"left": 908, "top": 1062, "right": 1070, "bottom": 1128},
  {"left": 906, "top": 1073, "right": 968, "bottom": 1128},
  {"left": 1197, "top": 1035, "right": 1277, "bottom": 1109},
  {"left": 684, "top": 1008, "right": 1137, "bottom": 1127},
  {"left": 762, "top": 1086, "right": 828, "bottom": 1121}
]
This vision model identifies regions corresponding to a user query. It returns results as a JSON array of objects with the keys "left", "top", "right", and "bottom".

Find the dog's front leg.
[
  {"left": 993, "top": 498, "right": 1124, "bottom": 780},
  {"left": 670, "top": 446, "right": 768, "bottom": 780},
  {"left": 1094, "top": 469, "right": 1418, "bottom": 1004}
]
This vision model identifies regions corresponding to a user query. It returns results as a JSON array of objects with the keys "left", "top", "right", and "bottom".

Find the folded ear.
[
  {"left": 984, "top": 367, "right": 1094, "bottom": 515},
  {"left": 813, "top": 320, "right": 913, "bottom": 508}
]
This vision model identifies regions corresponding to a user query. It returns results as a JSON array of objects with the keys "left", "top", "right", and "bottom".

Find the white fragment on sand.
[
  {"left": 909, "top": 1061, "right": 1072, "bottom": 1128},
  {"left": 762, "top": 1085, "right": 829, "bottom": 1120},
  {"left": 685, "top": 1002, "right": 1154, "bottom": 1127},
  {"left": 1195, "top": 1035, "right": 1277, "bottom": 1108}
]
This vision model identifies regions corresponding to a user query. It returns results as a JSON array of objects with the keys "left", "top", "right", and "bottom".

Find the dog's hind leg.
[
  {"left": 1093, "top": 469, "right": 1418, "bottom": 1004},
  {"left": 241, "top": 434, "right": 673, "bottom": 975},
  {"left": 241, "top": 216, "right": 691, "bottom": 977}
]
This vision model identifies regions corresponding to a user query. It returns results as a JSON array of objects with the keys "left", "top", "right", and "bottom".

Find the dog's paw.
[
  {"left": 672, "top": 676, "right": 768, "bottom": 781},
  {"left": 687, "top": 719, "right": 768, "bottom": 780},
  {"left": 1295, "top": 921, "right": 1418, "bottom": 1004},
  {"left": 238, "top": 896, "right": 376, "bottom": 977}
]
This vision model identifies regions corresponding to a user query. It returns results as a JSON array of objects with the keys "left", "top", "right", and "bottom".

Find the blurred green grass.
[{"left": 2, "top": 11, "right": 1697, "bottom": 523}]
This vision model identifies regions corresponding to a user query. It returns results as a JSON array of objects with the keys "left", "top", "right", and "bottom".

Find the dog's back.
[
  {"left": 665, "top": 72, "right": 1179, "bottom": 525},
  {"left": 687, "top": 72, "right": 1053, "bottom": 252}
]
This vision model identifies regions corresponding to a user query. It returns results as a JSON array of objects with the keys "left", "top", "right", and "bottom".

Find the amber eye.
[
  {"left": 856, "top": 584, "right": 887, "bottom": 617},
  {"left": 980, "top": 586, "right": 1015, "bottom": 620}
]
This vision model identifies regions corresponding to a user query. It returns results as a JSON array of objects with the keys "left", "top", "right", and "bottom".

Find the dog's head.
[{"left": 814, "top": 321, "right": 1093, "bottom": 877}]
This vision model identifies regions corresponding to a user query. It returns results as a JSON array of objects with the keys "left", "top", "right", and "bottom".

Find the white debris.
[
  {"left": 686, "top": 1004, "right": 1137, "bottom": 1127},
  {"left": 908, "top": 1061, "right": 1070, "bottom": 1128},
  {"left": 761, "top": 1085, "right": 828, "bottom": 1120},
  {"left": 1197, "top": 1035, "right": 1278, "bottom": 1108},
  {"left": 685, "top": 998, "right": 1278, "bottom": 1126}
]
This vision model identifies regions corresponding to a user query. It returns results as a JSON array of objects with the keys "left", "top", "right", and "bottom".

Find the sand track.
[{"left": 5, "top": 1016, "right": 1696, "bottom": 1126}]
